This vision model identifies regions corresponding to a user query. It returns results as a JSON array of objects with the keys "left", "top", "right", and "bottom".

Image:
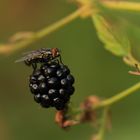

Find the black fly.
[{"left": 16, "top": 48, "right": 62, "bottom": 70}]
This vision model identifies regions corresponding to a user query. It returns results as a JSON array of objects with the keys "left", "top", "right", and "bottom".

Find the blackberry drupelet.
[{"left": 29, "top": 61, "right": 75, "bottom": 110}]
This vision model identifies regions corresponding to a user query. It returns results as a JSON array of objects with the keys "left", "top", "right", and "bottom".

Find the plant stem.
[
  {"left": 0, "top": 6, "right": 87, "bottom": 54},
  {"left": 95, "top": 107, "right": 109, "bottom": 140},
  {"left": 73, "top": 82, "right": 140, "bottom": 116},
  {"left": 36, "top": 6, "right": 87, "bottom": 39},
  {"left": 1, "top": 1, "right": 140, "bottom": 54},
  {"left": 94, "top": 82, "right": 140, "bottom": 109},
  {"left": 101, "top": 0, "right": 140, "bottom": 12}
]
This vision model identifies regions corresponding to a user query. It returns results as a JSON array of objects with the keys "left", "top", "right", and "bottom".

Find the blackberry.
[
  {"left": 30, "top": 84, "right": 39, "bottom": 94},
  {"left": 33, "top": 69, "right": 42, "bottom": 77},
  {"left": 53, "top": 98, "right": 65, "bottom": 110},
  {"left": 48, "top": 89, "right": 59, "bottom": 99},
  {"left": 60, "top": 78, "right": 70, "bottom": 87},
  {"left": 30, "top": 75, "right": 37, "bottom": 84},
  {"left": 29, "top": 61, "right": 75, "bottom": 110},
  {"left": 34, "top": 94, "right": 41, "bottom": 103},
  {"left": 37, "top": 75, "right": 45, "bottom": 82},
  {"left": 44, "top": 67, "right": 56, "bottom": 77},
  {"left": 39, "top": 82, "right": 48, "bottom": 93},
  {"left": 40, "top": 95, "right": 52, "bottom": 108},
  {"left": 67, "top": 74, "right": 75, "bottom": 85},
  {"left": 48, "top": 77, "right": 59, "bottom": 88}
]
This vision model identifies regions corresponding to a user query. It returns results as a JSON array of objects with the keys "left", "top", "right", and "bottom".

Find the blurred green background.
[{"left": 0, "top": 0, "right": 140, "bottom": 140}]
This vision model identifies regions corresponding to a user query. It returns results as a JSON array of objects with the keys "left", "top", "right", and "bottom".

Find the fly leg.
[
  {"left": 52, "top": 55, "right": 63, "bottom": 64},
  {"left": 59, "top": 55, "right": 63, "bottom": 64},
  {"left": 32, "top": 63, "right": 37, "bottom": 71},
  {"left": 24, "top": 60, "right": 31, "bottom": 66}
]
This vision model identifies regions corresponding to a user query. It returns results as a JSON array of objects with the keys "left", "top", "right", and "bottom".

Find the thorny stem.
[{"left": 101, "top": 0, "right": 140, "bottom": 12}]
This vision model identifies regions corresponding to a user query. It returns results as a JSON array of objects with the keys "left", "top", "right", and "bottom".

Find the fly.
[{"left": 16, "top": 48, "right": 62, "bottom": 70}]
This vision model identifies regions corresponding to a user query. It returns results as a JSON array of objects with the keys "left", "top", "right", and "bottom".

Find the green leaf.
[{"left": 91, "top": 14, "right": 131, "bottom": 56}]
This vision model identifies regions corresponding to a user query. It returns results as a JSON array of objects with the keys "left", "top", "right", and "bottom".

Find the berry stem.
[
  {"left": 94, "top": 82, "right": 140, "bottom": 109},
  {"left": 36, "top": 6, "right": 87, "bottom": 39},
  {"left": 72, "top": 82, "right": 140, "bottom": 116},
  {"left": 100, "top": 0, "right": 140, "bottom": 12}
]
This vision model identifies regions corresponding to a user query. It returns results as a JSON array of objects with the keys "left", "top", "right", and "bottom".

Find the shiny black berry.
[
  {"left": 48, "top": 89, "right": 58, "bottom": 99},
  {"left": 67, "top": 86, "right": 75, "bottom": 95},
  {"left": 28, "top": 61, "right": 75, "bottom": 110},
  {"left": 39, "top": 82, "right": 48, "bottom": 93},
  {"left": 61, "top": 78, "right": 70, "bottom": 87},
  {"left": 50, "top": 62, "right": 60, "bottom": 69},
  {"left": 37, "top": 75, "right": 45, "bottom": 82},
  {"left": 67, "top": 74, "right": 75, "bottom": 85},
  {"left": 61, "top": 65, "right": 70, "bottom": 75},
  {"left": 48, "top": 77, "right": 59, "bottom": 88},
  {"left": 53, "top": 98, "right": 65, "bottom": 110},
  {"left": 59, "top": 89, "right": 70, "bottom": 103},
  {"left": 34, "top": 94, "right": 41, "bottom": 103},
  {"left": 44, "top": 67, "right": 56, "bottom": 77},
  {"left": 30, "top": 76, "right": 37, "bottom": 84},
  {"left": 30, "top": 84, "right": 39, "bottom": 94},
  {"left": 40, "top": 95, "right": 51, "bottom": 108},
  {"left": 56, "top": 69, "right": 67, "bottom": 78},
  {"left": 33, "top": 69, "right": 42, "bottom": 77}
]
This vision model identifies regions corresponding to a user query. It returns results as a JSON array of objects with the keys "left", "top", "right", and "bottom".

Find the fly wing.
[
  {"left": 15, "top": 56, "right": 29, "bottom": 63},
  {"left": 22, "top": 50, "right": 37, "bottom": 55},
  {"left": 22, "top": 50, "right": 41, "bottom": 55},
  {"left": 15, "top": 48, "right": 51, "bottom": 63},
  {"left": 22, "top": 48, "right": 51, "bottom": 55},
  {"left": 15, "top": 53, "right": 36, "bottom": 63}
]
